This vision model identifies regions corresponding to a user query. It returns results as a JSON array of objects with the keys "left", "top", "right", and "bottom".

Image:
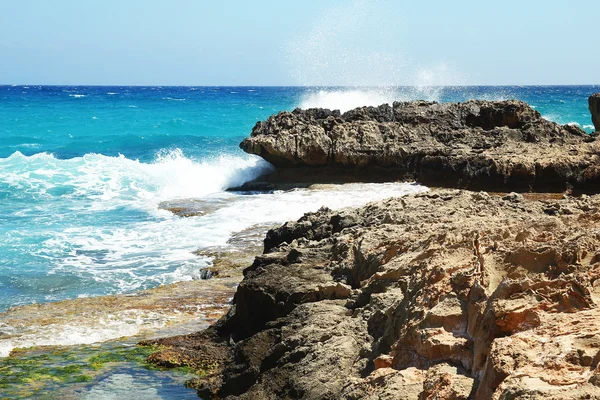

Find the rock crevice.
[
  {"left": 149, "top": 191, "right": 600, "bottom": 399},
  {"left": 146, "top": 98, "right": 600, "bottom": 399}
]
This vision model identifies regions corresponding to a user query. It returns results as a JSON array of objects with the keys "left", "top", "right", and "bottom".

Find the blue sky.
[{"left": 0, "top": 0, "right": 597, "bottom": 85}]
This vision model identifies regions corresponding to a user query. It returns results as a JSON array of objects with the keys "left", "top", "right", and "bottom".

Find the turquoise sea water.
[{"left": 0, "top": 85, "right": 598, "bottom": 313}]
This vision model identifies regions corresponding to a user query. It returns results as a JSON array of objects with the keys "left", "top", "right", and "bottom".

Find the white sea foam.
[
  {"left": 0, "top": 151, "right": 273, "bottom": 291},
  {"left": 69, "top": 94, "right": 86, "bottom": 98},
  {"left": 584, "top": 124, "right": 595, "bottom": 130},
  {"left": 0, "top": 150, "right": 427, "bottom": 301},
  {"left": 0, "top": 309, "right": 173, "bottom": 357},
  {"left": 542, "top": 113, "right": 559, "bottom": 123}
]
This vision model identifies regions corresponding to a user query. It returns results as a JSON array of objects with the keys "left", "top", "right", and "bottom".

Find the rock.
[
  {"left": 590, "top": 93, "right": 600, "bottom": 132},
  {"left": 148, "top": 190, "right": 600, "bottom": 399},
  {"left": 240, "top": 101, "right": 600, "bottom": 193},
  {"left": 159, "top": 199, "right": 216, "bottom": 217},
  {"left": 421, "top": 363, "right": 474, "bottom": 400}
]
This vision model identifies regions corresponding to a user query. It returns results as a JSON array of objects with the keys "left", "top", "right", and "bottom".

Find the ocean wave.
[
  {"left": 0, "top": 150, "right": 274, "bottom": 303},
  {"left": 0, "top": 149, "right": 273, "bottom": 206},
  {"left": 0, "top": 149, "right": 426, "bottom": 314},
  {"left": 69, "top": 94, "right": 86, "bottom": 98}
]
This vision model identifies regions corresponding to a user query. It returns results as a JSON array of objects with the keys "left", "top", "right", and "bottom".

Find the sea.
[
  {"left": 0, "top": 85, "right": 598, "bottom": 396},
  {"left": 1, "top": 85, "right": 598, "bottom": 311}
]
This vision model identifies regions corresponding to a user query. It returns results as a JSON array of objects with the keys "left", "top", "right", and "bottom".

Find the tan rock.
[{"left": 152, "top": 190, "right": 600, "bottom": 399}]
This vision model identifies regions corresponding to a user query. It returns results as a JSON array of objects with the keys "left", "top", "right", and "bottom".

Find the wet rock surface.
[
  {"left": 240, "top": 101, "right": 600, "bottom": 193},
  {"left": 148, "top": 190, "right": 600, "bottom": 399}
]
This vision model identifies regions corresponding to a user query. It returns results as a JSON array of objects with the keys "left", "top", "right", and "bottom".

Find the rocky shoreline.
[
  {"left": 238, "top": 100, "right": 599, "bottom": 193},
  {"left": 147, "top": 97, "right": 600, "bottom": 399}
]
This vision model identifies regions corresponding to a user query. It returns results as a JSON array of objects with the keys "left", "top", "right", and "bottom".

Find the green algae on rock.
[
  {"left": 0, "top": 342, "right": 205, "bottom": 399},
  {"left": 157, "top": 190, "right": 600, "bottom": 399}
]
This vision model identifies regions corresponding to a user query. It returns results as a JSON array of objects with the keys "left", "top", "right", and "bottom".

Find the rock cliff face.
[
  {"left": 150, "top": 190, "right": 600, "bottom": 399},
  {"left": 590, "top": 93, "right": 600, "bottom": 132},
  {"left": 240, "top": 101, "right": 600, "bottom": 192},
  {"left": 146, "top": 99, "right": 600, "bottom": 398}
]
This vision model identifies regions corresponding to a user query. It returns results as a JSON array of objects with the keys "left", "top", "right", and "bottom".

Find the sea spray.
[
  {"left": 0, "top": 85, "right": 596, "bottom": 359},
  {"left": 0, "top": 147, "right": 428, "bottom": 310},
  {"left": 0, "top": 150, "right": 272, "bottom": 310},
  {"left": 286, "top": 0, "right": 463, "bottom": 107},
  {"left": 298, "top": 86, "right": 445, "bottom": 112}
]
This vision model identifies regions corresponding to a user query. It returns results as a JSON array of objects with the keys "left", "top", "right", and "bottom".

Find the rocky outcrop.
[
  {"left": 239, "top": 101, "right": 600, "bottom": 193},
  {"left": 590, "top": 93, "right": 600, "bottom": 132},
  {"left": 149, "top": 190, "right": 600, "bottom": 399}
]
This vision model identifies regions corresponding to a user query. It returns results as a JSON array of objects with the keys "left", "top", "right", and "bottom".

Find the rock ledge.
[
  {"left": 149, "top": 190, "right": 600, "bottom": 399},
  {"left": 240, "top": 100, "right": 600, "bottom": 193}
]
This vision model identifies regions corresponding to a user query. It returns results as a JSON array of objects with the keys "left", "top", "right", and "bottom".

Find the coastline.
[
  {"left": 0, "top": 276, "right": 238, "bottom": 358},
  {"left": 142, "top": 97, "right": 600, "bottom": 399},
  {"left": 0, "top": 180, "right": 426, "bottom": 397},
  {"left": 2, "top": 92, "right": 599, "bottom": 398}
]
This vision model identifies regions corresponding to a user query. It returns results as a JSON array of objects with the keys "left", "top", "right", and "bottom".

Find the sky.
[{"left": 0, "top": 0, "right": 598, "bottom": 86}]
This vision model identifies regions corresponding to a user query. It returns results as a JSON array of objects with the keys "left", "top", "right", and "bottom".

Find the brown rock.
[
  {"left": 420, "top": 363, "right": 474, "bottom": 400},
  {"left": 374, "top": 354, "right": 394, "bottom": 369},
  {"left": 154, "top": 190, "right": 600, "bottom": 399},
  {"left": 240, "top": 101, "right": 600, "bottom": 193}
]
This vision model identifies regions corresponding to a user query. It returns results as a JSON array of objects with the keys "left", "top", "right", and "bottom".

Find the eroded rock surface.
[
  {"left": 240, "top": 101, "right": 600, "bottom": 192},
  {"left": 148, "top": 190, "right": 600, "bottom": 399}
]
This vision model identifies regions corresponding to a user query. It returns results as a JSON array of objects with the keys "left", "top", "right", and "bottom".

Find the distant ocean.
[{"left": 0, "top": 85, "right": 598, "bottom": 313}]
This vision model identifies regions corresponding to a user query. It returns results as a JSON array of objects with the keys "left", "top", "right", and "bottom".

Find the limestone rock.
[
  {"left": 240, "top": 101, "right": 600, "bottom": 193},
  {"left": 149, "top": 190, "right": 600, "bottom": 399}
]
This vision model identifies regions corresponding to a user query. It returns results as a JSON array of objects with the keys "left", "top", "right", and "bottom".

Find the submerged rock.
[
  {"left": 148, "top": 190, "right": 600, "bottom": 399},
  {"left": 590, "top": 93, "right": 600, "bottom": 132},
  {"left": 240, "top": 101, "right": 600, "bottom": 193}
]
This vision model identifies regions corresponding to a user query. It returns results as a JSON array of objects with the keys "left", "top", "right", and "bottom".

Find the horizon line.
[{"left": 1, "top": 84, "right": 599, "bottom": 88}]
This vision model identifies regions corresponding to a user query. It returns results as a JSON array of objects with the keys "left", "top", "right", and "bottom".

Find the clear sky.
[{"left": 0, "top": 0, "right": 597, "bottom": 86}]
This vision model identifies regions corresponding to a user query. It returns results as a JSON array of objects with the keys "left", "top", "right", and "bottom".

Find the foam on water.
[
  {"left": 0, "top": 151, "right": 272, "bottom": 306},
  {"left": 0, "top": 149, "right": 426, "bottom": 311},
  {"left": 1, "top": 84, "right": 597, "bottom": 359},
  {"left": 0, "top": 150, "right": 272, "bottom": 208},
  {"left": 0, "top": 312, "right": 148, "bottom": 358},
  {"left": 297, "top": 85, "right": 521, "bottom": 113}
]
